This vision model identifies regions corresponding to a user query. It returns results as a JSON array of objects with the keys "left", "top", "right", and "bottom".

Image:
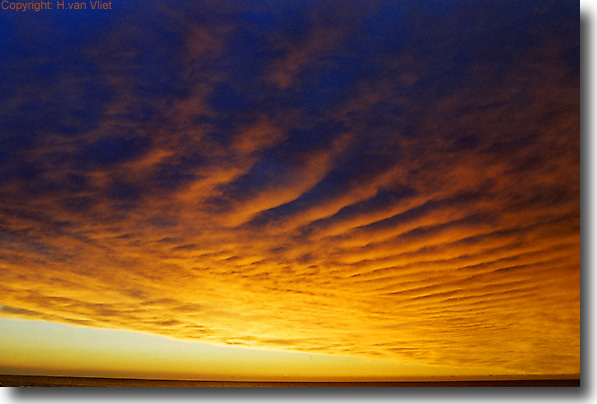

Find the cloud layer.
[{"left": 0, "top": 0, "right": 579, "bottom": 375}]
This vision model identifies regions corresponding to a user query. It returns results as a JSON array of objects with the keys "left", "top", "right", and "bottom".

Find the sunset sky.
[{"left": 0, "top": 0, "right": 579, "bottom": 380}]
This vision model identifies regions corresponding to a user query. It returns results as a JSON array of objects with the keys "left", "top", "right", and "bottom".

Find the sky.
[{"left": 0, "top": 0, "right": 579, "bottom": 380}]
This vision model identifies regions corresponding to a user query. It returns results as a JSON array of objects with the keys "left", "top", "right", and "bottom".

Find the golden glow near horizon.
[
  {"left": 0, "top": 318, "right": 504, "bottom": 381},
  {"left": 0, "top": 1, "right": 579, "bottom": 380}
]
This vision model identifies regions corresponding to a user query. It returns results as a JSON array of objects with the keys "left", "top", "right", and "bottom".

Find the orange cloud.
[{"left": 0, "top": 0, "right": 579, "bottom": 378}]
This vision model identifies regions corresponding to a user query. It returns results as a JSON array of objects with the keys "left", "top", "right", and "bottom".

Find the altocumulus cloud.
[{"left": 0, "top": 0, "right": 579, "bottom": 374}]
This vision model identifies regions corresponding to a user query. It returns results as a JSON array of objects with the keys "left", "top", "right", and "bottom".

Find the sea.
[{"left": 0, "top": 374, "right": 581, "bottom": 387}]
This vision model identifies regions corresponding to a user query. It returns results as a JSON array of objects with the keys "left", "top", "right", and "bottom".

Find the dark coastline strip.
[{"left": 0, "top": 375, "right": 580, "bottom": 387}]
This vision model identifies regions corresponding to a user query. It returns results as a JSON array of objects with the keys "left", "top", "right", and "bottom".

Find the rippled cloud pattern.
[{"left": 0, "top": 0, "right": 579, "bottom": 374}]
